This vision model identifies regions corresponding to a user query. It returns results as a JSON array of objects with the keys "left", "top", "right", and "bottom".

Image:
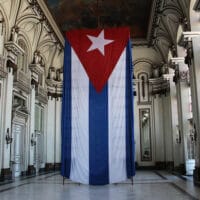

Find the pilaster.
[
  {"left": 171, "top": 57, "right": 191, "bottom": 174},
  {"left": 46, "top": 96, "right": 56, "bottom": 170},
  {"left": 55, "top": 98, "right": 61, "bottom": 169},
  {"left": 165, "top": 68, "right": 179, "bottom": 168},
  {"left": 28, "top": 85, "right": 36, "bottom": 175},
  {"left": 1, "top": 68, "right": 14, "bottom": 179},
  {"left": 183, "top": 32, "right": 200, "bottom": 184},
  {"left": 153, "top": 95, "right": 164, "bottom": 162},
  {"left": 0, "top": 18, "right": 4, "bottom": 55}
]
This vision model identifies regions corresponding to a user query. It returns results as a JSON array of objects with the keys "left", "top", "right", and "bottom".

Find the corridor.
[{"left": 0, "top": 171, "right": 200, "bottom": 200}]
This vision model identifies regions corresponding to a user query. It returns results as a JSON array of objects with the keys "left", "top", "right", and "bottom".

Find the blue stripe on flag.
[
  {"left": 89, "top": 83, "right": 109, "bottom": 185},
  {"left": 61, "top": 39, "right": 72, "bottom": 178},
  {"left": 126, "top": 40, "right": 135, "bottom": 177}
]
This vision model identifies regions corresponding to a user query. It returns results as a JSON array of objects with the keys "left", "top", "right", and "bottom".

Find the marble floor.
[{"left": 0, "top": 170, "right": 200, "bottom": 200}]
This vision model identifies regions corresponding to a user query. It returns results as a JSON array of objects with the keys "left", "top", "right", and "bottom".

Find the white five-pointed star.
[{"left": 87, "top": 30, "right": 114, "bottom": 56}]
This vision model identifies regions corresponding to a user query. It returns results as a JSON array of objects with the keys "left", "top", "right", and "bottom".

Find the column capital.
[
  {"left": 170, "top": 57, "right": 184, "bottom": 64},
  {"left": 183, "top": 31, "right": 200, "bottom": 41},
  {"left": 170, "top": 58, "right": 189, "bottom": 84},
  {"left": 170, "top": 57, "right": 185, "bottom": 66},
  {"left": 181, "top": 35, "right": 194, "bottom": 67}
]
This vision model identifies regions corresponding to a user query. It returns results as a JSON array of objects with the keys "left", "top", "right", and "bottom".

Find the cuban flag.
[{"left": 61, "top": 27, "right": 135, "bottom": 185}]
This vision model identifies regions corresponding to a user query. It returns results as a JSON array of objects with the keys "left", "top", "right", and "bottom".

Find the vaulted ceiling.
[
  {"left": 45, "top": 0, "right": 190, "bottom": 63},
  {"left": 46, "top": 0, "right": 153, "bottom": 39}
]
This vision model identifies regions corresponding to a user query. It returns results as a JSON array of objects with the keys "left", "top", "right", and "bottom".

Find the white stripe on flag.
[
  {"left": 70, "top": 48, "right": 89, "bottom": 184},
  {"left": 108, "top": 48, "right": 126, "bottom": 183}
]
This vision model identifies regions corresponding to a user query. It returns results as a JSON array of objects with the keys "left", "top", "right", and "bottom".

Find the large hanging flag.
[{"left": 61, "top": 27, "right": 135, "bottom": 185}]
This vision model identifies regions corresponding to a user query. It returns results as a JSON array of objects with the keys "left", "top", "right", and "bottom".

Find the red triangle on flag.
[{"left": 66, "top": 27, "right": 130, "bottom": 92}]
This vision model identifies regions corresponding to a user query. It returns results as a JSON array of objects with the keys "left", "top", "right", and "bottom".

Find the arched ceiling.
[
  {"left": 45, "top": 0, "right": 190, "bottom": 64},
  {"left": 45, "top": 0, "right": 153, "bottom": 39}
]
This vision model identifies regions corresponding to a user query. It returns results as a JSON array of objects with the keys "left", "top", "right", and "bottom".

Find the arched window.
[{"left": 17, "top": 40, "right": 28, "bottom": 73}]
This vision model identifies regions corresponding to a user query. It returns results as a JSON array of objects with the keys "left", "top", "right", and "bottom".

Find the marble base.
[
  {"left": 0, "top": 168, "right": 12, "bottom": 181},
  {"left": 193, "top": 166, "right": 200, "bottom": 186},
  {"left": 174, "top": 164, "right": 186, "bottom": 174},
  {"left": 136, "top": 162, "right": 174, "bottom": 170},
  {"left": 54, "top": 163, "right": 61, "bottom": 171},
  {"left": 27, "top": 165, "right": 36, "bottom": 176},
  {"left": 155, "top": 162, "right": 174, "bottom": 170},
  {"left": 45, "top": 163, "right": 55, "bottom": 172}
]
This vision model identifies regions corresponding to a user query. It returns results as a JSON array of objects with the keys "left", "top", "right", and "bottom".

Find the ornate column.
[
  {"left": 183, "top": 32, "right": 200, "bottom": 185},
  {"left": 55, "top": 85, "right": 62, "bottom": 170},
  {"left": 45, "top": 67, "right": 62, "bottom": 171},
  {"left": 165, "top": 68, "right": 179, "bottom": 168},
  {"left": 46, "top": 94, "right": 56, "bottom": 171},
  {"left": 46, "top": 69, "right": 57, "bottom": 171},
  {"left": 0, "top": 29, "right": 22, "bottom": 180},
  {"left": 27, "top": 83, "right": 36, "bottom": 175},
  {"left": 153, "top": 93, "right": 165, "bottom": 165},
  {"left": 1, "top": 67, "right": 14, "bottom": 180},
  {"left": 171, "top": 57, "right": 191, "bottom": 174},
  {"left": 29, "top": 56, "right": 47, "bottom": 173},
  {"left": 0, "top": 17, "right": 4, "bottom": 55},
  {"left": 149, "top": 65, "right": 173, "bottom": 169}
]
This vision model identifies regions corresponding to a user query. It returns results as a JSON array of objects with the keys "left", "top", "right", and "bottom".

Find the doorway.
[{"left": 12, "top": 123, "right": 25, "bottom": 177}]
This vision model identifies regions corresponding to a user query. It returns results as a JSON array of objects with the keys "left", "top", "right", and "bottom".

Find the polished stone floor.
[{"left": 0, "top": 170, "right": 200, "bottom": 200}]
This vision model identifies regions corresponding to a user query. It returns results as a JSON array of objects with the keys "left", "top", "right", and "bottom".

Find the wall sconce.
[
  {"left": 31, "top": 133, "right": 36, "bottom": 146},
  {"left": 5, "top": 128, "right": 13, "bottom": 144}
]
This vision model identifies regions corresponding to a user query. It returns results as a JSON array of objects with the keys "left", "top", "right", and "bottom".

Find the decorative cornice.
[
  {"left": 149, "top": 77, "right": 170, "bottom": 95},
  {"left": 29, "top": 63, "right": 44, "bottom": 75},
  {"left": 4, "top": 41, "right": 24, "bottom": 65},
  {"left": 4, "top": 41, "right": 24, "bottom": 56},
  {"left": 46, "top": 79, "right": 62, "bottom": 99}
]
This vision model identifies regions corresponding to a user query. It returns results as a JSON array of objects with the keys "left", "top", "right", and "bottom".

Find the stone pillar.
[
  {"left": 55, "top": 97, "right": 61, "bottom": 170},
  {"left": 153, "top": 95, "right": 164, "bottom": 164},
  {"left": 171, "top": 57, "right": 191, "bottom": 174},
  {"left": 162, "top": 92, "right": 174, "bottom": 169},
  {"left": 0, "top": 17, "right": 4, "bottom": 55},
  {"left": 28, "top": 85, "right": 36, "bottom": 175},
  {"left": 183, "top": 32, "right": 200, "bottom": 185},
  {"left": 133, "top": 80, "right": 140, "bottom": 164},
  {"left": 165, "top": 68, "right": 179, "bottom": 168},
  {"left": 46, "top": 96, "right": 56, "bottom": 171},
  {"left": 166, "top": 68, "right": 181, "bottom": 169},
  {"left": 1, "top": 68, "right": 14, "bottom": 180}
]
